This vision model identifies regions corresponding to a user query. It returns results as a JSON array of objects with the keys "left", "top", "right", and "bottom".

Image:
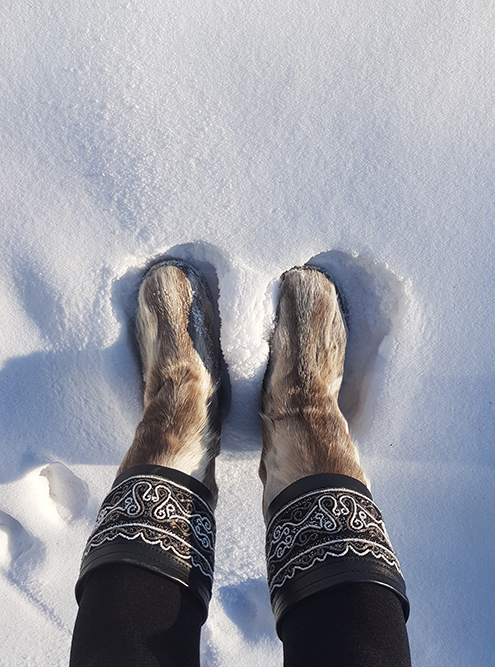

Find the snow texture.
[{"left": 1, "top": 1, "right": 495, "bottom": 664}]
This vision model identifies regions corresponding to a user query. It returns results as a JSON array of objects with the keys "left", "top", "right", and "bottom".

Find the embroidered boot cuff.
[
  {"left": 75, "top": 465, "right": 216, "bottom": 623},
  {"left": 265, "top": 473, "right": 409, "bottom": 635}
]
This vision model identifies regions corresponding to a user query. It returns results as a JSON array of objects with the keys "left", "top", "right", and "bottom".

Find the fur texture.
[
  {"left": 260, "top": 267, "right": 368, "bottom": 515},
  {"left": 117, "top": 261, "right": 221, "bottom": 506}
]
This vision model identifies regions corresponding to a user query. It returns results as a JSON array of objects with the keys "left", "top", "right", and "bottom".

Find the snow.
[{"left": 1, "top": 0, "right": 495, "bottom": 664}]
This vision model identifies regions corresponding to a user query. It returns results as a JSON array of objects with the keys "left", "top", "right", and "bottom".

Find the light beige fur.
[
  {"left": 260, "top": 267, "right": 368, "bottom": 515},
  {"left": 117, "top": 263, "right": 221, "bottom": 505}
]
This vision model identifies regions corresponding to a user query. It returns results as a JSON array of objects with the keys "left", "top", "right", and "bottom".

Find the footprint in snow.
[
  {"left": 0, "top": 509, "right": 36, "bottom": 570},
  {"left": 39, "top": 462, "right": 90, "bottom": 522}
]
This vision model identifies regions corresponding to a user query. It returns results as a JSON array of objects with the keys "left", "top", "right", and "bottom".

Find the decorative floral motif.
[
  {"left": 266, "top": 487, "right": 402, "bottom": 593},
  {"left": 83, "top": 474, "right": 215, "bottom": 581}
]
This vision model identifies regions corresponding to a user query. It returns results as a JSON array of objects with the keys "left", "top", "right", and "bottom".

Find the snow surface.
[{"left": 1, "top": 1, "right": 495, "bottom": 664}]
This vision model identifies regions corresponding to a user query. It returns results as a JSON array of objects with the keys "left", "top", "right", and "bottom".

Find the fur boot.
[
  {"left": 117, "top": 260, "right": 221, "bottom": 506},
  {"left": 260, "top": 266, "right": 368, "bottom": 514}
]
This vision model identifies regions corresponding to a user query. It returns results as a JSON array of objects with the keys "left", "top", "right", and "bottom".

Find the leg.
[
  {"left": 70, "top": 565, "right": 204, "bottom": 667},
  {"left": 280, "top": 584, "right": 411, "bottom": 667},
  {"left": 260, "top": 266, "right": 411, "bottom": 666},
  {"left": 71, "top": 261, "right": 222, "bottom": 667}
]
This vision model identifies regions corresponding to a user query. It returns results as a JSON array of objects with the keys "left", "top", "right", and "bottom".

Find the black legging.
[{"left": 70, "top": 564, "right": 411, "bottom": 667}]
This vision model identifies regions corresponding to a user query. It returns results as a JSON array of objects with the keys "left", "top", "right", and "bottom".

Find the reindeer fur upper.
[
  {"left": 260, "top": 267, "right": 368, "bottom": 514},
  {"left": 117, "top": 263, "right": 221, "bottom": 505}
]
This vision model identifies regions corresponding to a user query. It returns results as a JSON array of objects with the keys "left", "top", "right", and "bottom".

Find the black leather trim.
[
  {"left": 265, "top": 473, "right": 372, "bottom": 524},
  {"left": 76, "top": 540, "right": 213, "bottom": 617},
  {"left": 112, "top": 464, "right": 215, "bottom": 510},
  {"left": 271, "top": 555, "right": 410, "bottom": 634}
]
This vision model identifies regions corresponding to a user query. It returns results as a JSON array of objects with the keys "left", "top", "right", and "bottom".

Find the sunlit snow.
[{"left": 1, "top": 1, "right": 495, "bottom": 665}]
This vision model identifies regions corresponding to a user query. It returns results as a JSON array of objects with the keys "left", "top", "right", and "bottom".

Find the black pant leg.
[
  {"left": 70, "top": 564, "right": 203, "bottom": 667},
  {"left": 280, "top": 582, "right": 411, "bottom": 667}
]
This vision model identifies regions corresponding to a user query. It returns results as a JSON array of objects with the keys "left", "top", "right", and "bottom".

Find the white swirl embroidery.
[
  {"left": 267, "top": 487, "right": 402, "bottom": 593},
  {"left": 83, "top": 475, "right": 215, "bottom": 581}
]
